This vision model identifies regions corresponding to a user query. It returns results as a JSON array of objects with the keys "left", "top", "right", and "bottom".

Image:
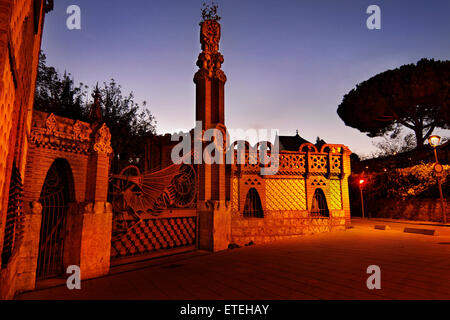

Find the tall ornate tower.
[
  {"left": 195, "top": 7, "right": 231, "bottom": 251},
  {"left": 194, "top": 18, "right": 227, "bottom": 129},
  {"left": 194, "top": 14, "right": 227, "bottom": 202}
]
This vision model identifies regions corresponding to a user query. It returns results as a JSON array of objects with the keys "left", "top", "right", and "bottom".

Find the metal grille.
[
  {"left": 265, "top": 179, "right": 306, "bottom": 211},
  {"left": 111, "top": 216, "right": 196, "bottom": 259},
  {"left": 311, "top": 188, "right": 329, "bottom": 217},
  {"left": 329, "top": 180, "right": 342, "bottom": 210},
  {"left": 37, "top": 162, "right": 70, "bottom": 279},
  {"left": 1, "top": 163, "right": 24, "bottom": 267},
  {"left": 232, "top": 177, "right": 239, "bottom": 211},
  {"left": 243, "top": 188, "right": 264, "bottom": 218}
]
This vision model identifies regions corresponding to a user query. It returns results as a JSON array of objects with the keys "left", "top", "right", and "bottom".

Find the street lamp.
[
  {"left": 428, "top": 135, "right": 446, "bottom": 224},
  {"left": 428, "top": 135, "right": 441, "bottom": 161},
  {"left": 359, "top": 178, "right": 366, "bottom": 219}
]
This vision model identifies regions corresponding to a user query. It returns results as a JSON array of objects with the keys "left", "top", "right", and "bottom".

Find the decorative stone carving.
[
  {"left": 30, "top": 111, "right": 92, "bottom": 153},
  {"left": 30, "top": 201, "right": 43, "bottom": 215},
  {"left": 214, "top": 69, "right": 227, "bottom": 83},
  {"left": 30, "top": 130, "right": 44, "bottom": 144},
  {"left": 311, "top": 178, "right": 327, "bottom": 187},
  {"left": 195, "top": 19, "right": 227, "bottom": 83},
  {"left": 93, "top": 123, "right": 113, "bottom": 154},
  {"left": 45, "top": 113, "right": 57, "bottom": 135},
  {"left": 73, "top": 120, "right": 92, "bottom": 141},
  {"left": 201, "top": 19, "right": 221, "bottom": 54},
  {"left": 194, "top": 69, "right": 209, "bottom": 83}
]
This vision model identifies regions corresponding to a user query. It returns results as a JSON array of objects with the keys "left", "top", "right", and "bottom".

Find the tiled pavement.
[{"left": 17, "top": 220, "right": 450, "bottom": 300}]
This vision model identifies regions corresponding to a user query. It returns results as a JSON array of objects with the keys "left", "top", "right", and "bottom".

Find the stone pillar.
[
  {"left": 341, "top": 147, "right": 352, "bottom": 225},
  {"left": 64, "top": 202, "right": 112, "bottom": 280},
  {"left": 86, "top": 153, "right": 110, "bottom": 202},
  {"left": 198, "top": 201, "right": 231, "bottom": 252},
  {"left": 64, "top": 122, "right": 114, "bottom": 279},
  {"left": 194, "top": 17, "right": 231, "bottom": 251},
  {"left": 14, "top": 201, "right": 43, "bottom": 293},
  {"left": 86, "top": 123, "right": 112, "bottom": 202}
]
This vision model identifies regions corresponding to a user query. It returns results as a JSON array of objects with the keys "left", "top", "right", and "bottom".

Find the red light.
[{"left": 359, "top": 179, "right": 365, "bottom": 185}]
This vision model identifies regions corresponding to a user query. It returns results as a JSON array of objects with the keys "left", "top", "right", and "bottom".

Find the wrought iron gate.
[
  {"left": 37, "top": 161, "right": 71, "bottom": 279},
  {"left": 311, "top": 188, "right": 330, "bottom": 217},
  {"left": 110, "top": 163, "right": 197, "bottom": 261},
  {"left": 110, "top": 213, "right": 197, "bottom": 259}
]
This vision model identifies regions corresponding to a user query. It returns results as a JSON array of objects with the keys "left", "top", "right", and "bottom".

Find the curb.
[
  {"left": 374, "top": 225, "right": 391, "bottom": 230},
  {"left": 403, "top": 228, "right": 436, "bottom": 236}
]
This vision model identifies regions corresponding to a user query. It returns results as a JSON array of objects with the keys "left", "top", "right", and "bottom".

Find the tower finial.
[
  {"left": 201, "top": 2, "right": 221, "bottom": 22},
  {"left": 194, "top": 3, "right": 226, "bottom": 83},
  {"left": 89, "top": 83, "right": 103, "bottom": 123}
]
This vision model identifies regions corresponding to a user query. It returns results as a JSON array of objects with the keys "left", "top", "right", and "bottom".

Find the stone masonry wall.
[
  {"left": 231, "top": 210, "right": 346, "bottom": 246},
  {"left": 362, "top": 198, "right": 450, "bottom": 222}
]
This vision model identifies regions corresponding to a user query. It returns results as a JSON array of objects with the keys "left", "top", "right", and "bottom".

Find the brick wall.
[
  {"left": 23, "top": 111, "right": 113, "bottom": 204},
  {"left": 0, "top": 0, "right": 16, "bottom": 259},
  {"left": 0, "top": 0, "right": 48, "bottom": 270},
  {"left": 23, "top": 146, "right": 89, "bottom": 203},
  {"left": 1, "top": 111, "right": 113, "bottom": 298},
  {"left": 0, "top": 0, "right": 50, "bottom": 299}
]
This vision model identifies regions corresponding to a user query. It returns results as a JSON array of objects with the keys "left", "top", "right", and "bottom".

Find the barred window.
[
  {"left": 243, "top": 188, "right": 263, "bottom": 218},
  {"left": 1, "top": 163, "right": 24, "bottom": 267},
  {"left": 311, "top": 188, "right": 329, "bottom": 218}
]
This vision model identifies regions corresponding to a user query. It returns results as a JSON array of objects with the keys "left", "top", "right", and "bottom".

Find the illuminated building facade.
[{"left": 0, "top": 6, "right": 351, "bottom": 299}]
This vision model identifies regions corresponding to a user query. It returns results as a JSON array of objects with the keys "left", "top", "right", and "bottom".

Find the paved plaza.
[{"left": 18, "top": 219, "right": 450, "bottom": 300}]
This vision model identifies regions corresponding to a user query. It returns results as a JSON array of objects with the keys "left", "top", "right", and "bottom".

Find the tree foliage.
[
  {"left": 372, "top": 126, "right": 416, "bottom": 157},
  {"left": 34, "top": 52, "right": 88, "bottom": 120},
  {"left": 337, "top": 59, "right": 450, "bottom": 149},
  {"left": 352, "top": 163, "right": 449, "bottom": 200},
  {"left": 98, "top": 79, "right": 156, "bottom": 163},
  {"left": 34, "top": 51, "right": 156, "bottom": 169}
]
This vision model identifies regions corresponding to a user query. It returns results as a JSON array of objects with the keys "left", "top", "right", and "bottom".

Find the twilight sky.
[{"left": 41, "top": 0, "right": 450, "bottom": 156}]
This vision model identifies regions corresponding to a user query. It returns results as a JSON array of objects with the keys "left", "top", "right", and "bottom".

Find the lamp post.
[
  {"left": 428, "top": 135, "right": 447, "bottom": 224},
  {"left": 359, "top": 179, "right": 366, "bottom": 219}
]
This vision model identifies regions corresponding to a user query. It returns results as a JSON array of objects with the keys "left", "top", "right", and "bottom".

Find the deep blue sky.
[{"left": 41, "top": 0, "right": 450, "bottom": 156}]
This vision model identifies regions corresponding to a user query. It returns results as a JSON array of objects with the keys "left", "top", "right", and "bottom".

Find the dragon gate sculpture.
[{"left": 110, "top": 162, "right": 197, "bottom": 217}]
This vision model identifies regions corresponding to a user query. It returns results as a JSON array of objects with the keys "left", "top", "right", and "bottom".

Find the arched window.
[
  {"left": 243, "top": 188, "right": 264, "bottom": 218},
  {"left": 311, "top": 188, "right": 329, "bottom": 217}
]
